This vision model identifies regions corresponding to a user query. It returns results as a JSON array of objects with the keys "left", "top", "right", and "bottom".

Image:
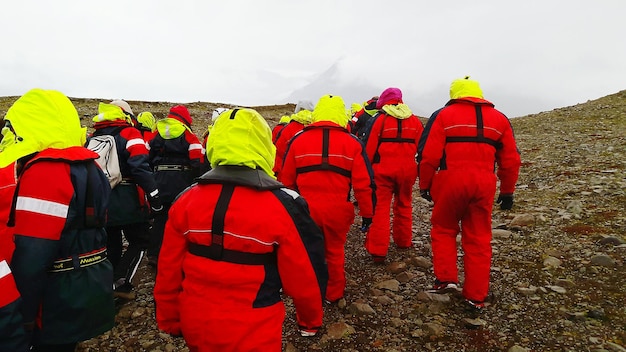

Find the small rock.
[
  {"left": 424, "top": 323, "right": 445, "bottom": 337},
  {"left": 375, "top": 295, "right": 395, "bottom": 305},
  {"left": 375, "top": 279, "right": 400, "bottom": 292},
  {"left": 386, "top": 261, "right": 407, "bottom": 274},
  {"left": 347, "top": 302, "right": 376, "bottom": 315},
  {"left": 546, "top": 285, "right": 567, "bottom": 294},
  {"left": 543, "top": 256, "right": 562, "bottom": 268},
  {"left": 508, "top": 345, "right": 530, "bottom": 352},
  {"left": 509, "top": 214, "right": 535, "bottom": 227},
  {"left": 325, "top": 322, "right": 356, "bottom": 340},
  {"left": 599, "top": 236, "right": 626, "bottom": 246},
  {"left": 492, "top": 229, "right": 512, "bottom": 239},
  {"left": 463, "top": 317, "right": 487, "bottom": 328},
  {"left": 590, "top": 254, "right": 615, "bottom": 267},
  {"left": 396, "top": 271, "right": 416, "bottom": 283},
  {"left": 409, "top": 256, "right": 433, "bottom": 269}
]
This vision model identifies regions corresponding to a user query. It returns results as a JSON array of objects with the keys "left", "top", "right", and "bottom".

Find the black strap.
[
  {"left": 445, "top": 136, "right": 503, "bottom": 149},
  {"left": 443, "top": 105, "right": 502, "bottom": 149},
  {"left": 187, "top": 183, "right": 277, "bottom": 265},
  {"left": 188, "top": 242, "right": 276, "bottom": 265},
  {"left": 296, "top": 164, "right": 351, "bottom": 178},
  {"left": 229, "top": 109, "right": 239, "bottom": 120},
  {"left": 294, "top": 128, "right": 351, "bottom": 178}
]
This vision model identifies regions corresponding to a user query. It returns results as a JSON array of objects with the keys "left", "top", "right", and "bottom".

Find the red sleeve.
[
  {"left": 350, "top": 144, "right": 375, "bottom": 218},
  {"left": 418, "top": 116, "right": 446, "bottom": 191},
  {"left": 278, "top": 143, "right": 297, "bottom": 189},
  {"left": 13, "top": 162, "right": 73, "bottom": 240},
  {"left": 275, "top": 190, "right": 325, "bottom": 331},
  {"left": 120, "top": 127, "right": 150, "bottom": 158},
  {"left": 185, "top": 131, "right": 206, "bottom": 164},
  {"left": 154, "top": 197, "right": 189, "bottom": 336},
  {"left": 495, "top": 123, "right": 521, "bottom": 194}
]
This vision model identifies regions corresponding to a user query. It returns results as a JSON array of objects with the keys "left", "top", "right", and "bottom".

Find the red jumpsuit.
[
  {"left": 154, "top": 166, "right": 328, "bottom": 351},
  {"left": 417, "top": 97, "right": 520, "bottom": 302},
  {"left": 364, "top": 109, "right": 423, "bottom": 258},
  {"left": 280, "top": 121, "right": 375, "bottom": 302},
  {"left": 10, "top": 147, "right": 115, "bottom": 347}
]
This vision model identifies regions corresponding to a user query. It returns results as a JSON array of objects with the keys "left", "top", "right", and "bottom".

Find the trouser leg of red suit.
[
  {"left": 308, "top": 200, "right": 353, "bottom": 302},
  {"left": 430, "top": 171, "right": 470, "bottom": 284},
  {"left": 460, "top": 180, "right": 496, "bottom": 302},
  {"left": 365, "top": 173, "right": 394, "bottom": 257},
  {"left": 391, "top": 171, "right": 417, "bottom": 248}
]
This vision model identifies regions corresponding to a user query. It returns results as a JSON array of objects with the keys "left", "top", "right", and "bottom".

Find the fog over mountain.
[{"left": 284, "top": 57, "right": 562, "bottom": 118}]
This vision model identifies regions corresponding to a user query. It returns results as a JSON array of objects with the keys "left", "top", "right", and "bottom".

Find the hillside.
[{"left": 1, "top": 91, "right": 625, "bottom": 351}]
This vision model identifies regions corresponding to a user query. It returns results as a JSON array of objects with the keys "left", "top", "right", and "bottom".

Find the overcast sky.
[{"left": 1, "top": 0, "right": 624, "bottom": 117}]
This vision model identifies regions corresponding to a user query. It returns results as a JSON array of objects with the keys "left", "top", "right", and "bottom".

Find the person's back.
[
  {"left": 0, "top": 89, "right": 114, "bottom": 351},
  {"left": 154, "top": 108, "right": 327, "bottom": 351},
  {"left": 147, "top": 105, "right": 207, "bottom": 266},
  {"left": 280, "top": 94, "right": 375, "bottom": 304},
  {"left": 91, "top": 100, "right": 162, "bottom": 298},
  {"left": 417, "top": 76, "right": 521, "bottom": 311},
  {"left": 363, "top": 87, "right": 423, "bottom": 262}
]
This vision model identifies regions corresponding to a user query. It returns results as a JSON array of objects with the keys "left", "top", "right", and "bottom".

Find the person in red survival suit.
[
  {"left": 417, "top": 76, "right": 521, "bottom": 311},
  {"left": 90, "top": 100, "right": 163, "bottom": 299},
  {"left": 0, "top": 257, "right": 28, "bottom": 351},
  {"left": 280, "top": 94, "right": 376, "bottom": 303},
  {"left": 363, "top": 87, "right": 424, "bottom": 263},
  {"left": 0, "top": 89, "right": 115, "bottom": 351},
  {"left": 147, "top": 105, "right": 209, "bottom": 267},
  {"left": 154, "top": 108, "right": 328, "bottom": 352},
  {"left": 272, "top": 100, "right": 314, "bottom": 178}
]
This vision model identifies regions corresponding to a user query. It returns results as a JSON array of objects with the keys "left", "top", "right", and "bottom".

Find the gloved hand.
[
  {"left": 149, "top": 194, "right": 164, "bottom": 215},
  {"left": 360, "top": 217, "right": 372, "bottom": 233},
  {"left": 420, "top": 189, "right": 432, "bottom": 202},
  {"left": 496, "top": 194, "right": 514, "bottom": 210},
  {"left": 298, "top": 328, "right": 318, "bottom": 337}
]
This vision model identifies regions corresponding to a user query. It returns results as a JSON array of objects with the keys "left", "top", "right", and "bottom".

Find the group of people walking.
[{"left": 0, "top": 75, "right": 520, "bottom": 352}]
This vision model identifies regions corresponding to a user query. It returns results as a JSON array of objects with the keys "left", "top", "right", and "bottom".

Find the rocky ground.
[{"left": 2, "top": 92, "right": 624, "bottom": 351}]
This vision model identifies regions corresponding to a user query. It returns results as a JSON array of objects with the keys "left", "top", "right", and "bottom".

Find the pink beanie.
[{"left": 376, "top": 87, "right": 403, "bottom": 109}]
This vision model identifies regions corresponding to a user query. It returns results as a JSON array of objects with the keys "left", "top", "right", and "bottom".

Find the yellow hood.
[
  {"left": 312, "top": 95, "right": 349, "bottom": 127},
  {"left": 450, "top": 76, "right": 484, "bottom": 99},
  {"left": 206, "top": 108, "right": 276, "bottom": 178},
  {"left": 0, "top": 89, "right": 86, "bottom": 168},
  {"left": 156, "top": 118, "right": 191, "bottom": 139},
  {"left": 93, "top": 102, "right": 133, "bottom": 124},
  {"left": 278, "top": 115, "right": 291, "bottom": 124},
  {"left": 290, "top": 110, "right": 313, "bottom": 125},
  {"left": 382, "top": 103, "right": 413, "bottom": 119},
  {"left": 137, "top": 111, "right": 157, "bottom": 132}
]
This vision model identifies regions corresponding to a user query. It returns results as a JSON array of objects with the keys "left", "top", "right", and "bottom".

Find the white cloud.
[{"left": 1, "top": 0, "right": 625, "bottom": 117}]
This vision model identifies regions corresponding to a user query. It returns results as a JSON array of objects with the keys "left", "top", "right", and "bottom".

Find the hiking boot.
[
  {"left": 114, "top": 282, "right": 136, "bottom": 300},
  {"left": 428, "top": 280, "right": 459, "bottom": 293},
  {"left": 372, "top": 255, "right": 386, "bottom": 264},
  {"left": 464, "top": 299, "right": 486, "bottom": 312}
]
